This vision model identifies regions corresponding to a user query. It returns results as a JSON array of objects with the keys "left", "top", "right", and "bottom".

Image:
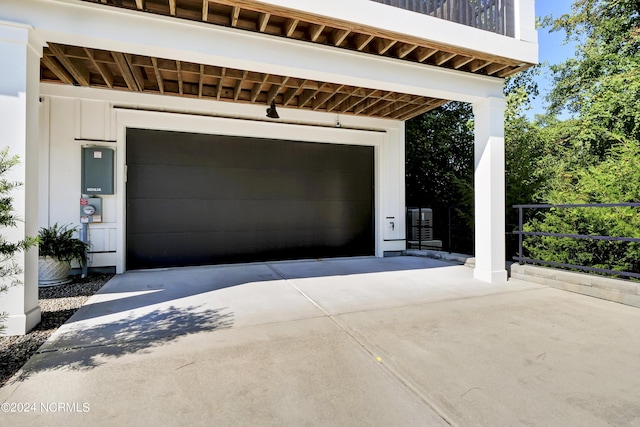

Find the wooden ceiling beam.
[
  {"left": 151, "top": 57, "right": 164, "bottom": 94},
  {"left": 451, "top": 55, "right": 474, "bottom": 69},
  {"left": 83, "top": 47, "right": 113, "bottom": 88},
  {"left": 266, "top": 76, "right": 289, "bottom": 104},
  {"left": 125, "top": 53, "right": 145, "bottom": 91},
  {"left": 468, "top": 59, "right": 491, "bottom": 72},
  {"left": 233, "top": 70, "right": 247, "bottom": 100},
  {"left": 135, "top": 0, "right": 144, "bottom": 10},
  {"left": 375, "top": 39, "right": 396, "bottom": 55},
  {"left": 258, "top": 12, "right": 270, "bottom": 32},
  {"left": 498, "top": 64, "right": 529, "bottom": 78},
  {"left": 360, "top": 93, "right": 409, "bottom": 115},
  {"left": 112, "top": 52, "right": 139, "bottom": 91},
  {"left": 198, "top": 64, "right": 204, "bottom": 98},
  {"left": 354, "top": 34, "right": 374, "bottom": 51},
  {"left": 168, "top": 0, "right": 176, "bottom": 16},
  {"left": 396, "top": 43, "right": 418, "bottom": 59},
  {"left": 433, "top": 51, "right": 456, "bottom": 66},
  {"left": 251, "top": 74, "right": 269, "bottom": 103},
  {"left": 308, "top": 24, "right": 325, "bottom": 42},
  {"left": 284, "top": 19, "right": 298, "bottom": 37},
  {"left": 216, "top": 67, "right": 226, "bottom": 99},
  {"left": 282, "top": 81, "right": 306, "bottom": 106},
  {"left": 395, "top": 99, "right": 447, "bottom": 120},
  {"left": 312, "top": 87, "right": 342, "bottom": 111},
  {"left": 41, "top": 55, "right": 75, "bottom": 85},
  {"left": 176, "top": 60, "right": 183, "bottom": 95},
  {"left": 485, "top": 62, "right": 509, "bottom": 76},
  {"left": 298, "top": 83, "right": 326, "bottom": 108},
  {"left": 282, "top": 87, "right": 297, "bottom": 106},
  {"left": 231, "top": 7, "right": 240, "bottom": 27},
  {"left": 48, "top": 43, "right": 91, "bottom": 86},
  {"left": 202, "top": 0, "right": 209, "bottom": 22},
  {"left": 353, "top": 91, "right": 397, "bottom": 115},
  {"left": 332, "top": 29, "right": 350, "bottom": 47},
  {"left": 342, "top": 89, "right": 380, "bottom": 112},
  {"left": 416, "top": 47, "right": 437, "bottom": 62},
  {"left": 325, "top": 93, "right": 351, "bottom": 112}
]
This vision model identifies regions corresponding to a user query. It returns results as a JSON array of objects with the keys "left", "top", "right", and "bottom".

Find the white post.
[
  {"left": 473, "top": 97, "right": 508, "bottom": 283},
  {"left": 514, "top": 0, "right": 538, "bottom": 43},
  {"left": 0, "top": 22, "right": 43, "bottom": 335}
]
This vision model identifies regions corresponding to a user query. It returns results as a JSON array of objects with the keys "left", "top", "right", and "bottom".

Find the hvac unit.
[{"left": 409, "top": 208, "right": 433, "bottom": 241}]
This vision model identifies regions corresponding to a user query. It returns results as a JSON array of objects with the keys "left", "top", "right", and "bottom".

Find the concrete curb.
[
  {"left": 404, "top": 249, "right": 475, "bottom": 267},
  {"left": 511, "top": 263, "right": 640, "bottom": 308}
]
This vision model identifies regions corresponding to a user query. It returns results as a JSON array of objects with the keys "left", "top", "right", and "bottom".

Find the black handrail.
[{"left": 512, "top": 203, "right": 640, "bottom": 280}]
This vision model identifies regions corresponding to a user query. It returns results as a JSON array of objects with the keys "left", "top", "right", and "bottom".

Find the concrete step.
[{"left": 510, "top": 264, "right": 640, "bottom": 308}]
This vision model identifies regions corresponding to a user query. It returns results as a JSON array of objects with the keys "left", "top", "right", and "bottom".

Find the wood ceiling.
[{"left": 39, "top": 0, "right": 532, "bottom": 119}]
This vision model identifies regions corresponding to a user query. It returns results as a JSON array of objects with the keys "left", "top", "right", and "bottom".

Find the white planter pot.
[{"left": 38, "top": 256, "right": 72, "bottom": 287}]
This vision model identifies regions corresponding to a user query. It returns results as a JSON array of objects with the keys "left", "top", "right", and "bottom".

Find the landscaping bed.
[{"left": 0, "top": 274, "right": 113, "bottom": 386}]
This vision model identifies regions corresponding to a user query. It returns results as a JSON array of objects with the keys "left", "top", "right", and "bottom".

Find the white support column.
[
  {"left": 473, "top": 97, "right": 508, "bottom": 283},
  {"left": 0, "top": 22, "right": 43, "bottom": 334}
]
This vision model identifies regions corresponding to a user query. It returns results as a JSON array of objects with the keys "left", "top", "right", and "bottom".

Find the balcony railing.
[{"left": 371, "top": 0, "right": 515, "bottom": 37}]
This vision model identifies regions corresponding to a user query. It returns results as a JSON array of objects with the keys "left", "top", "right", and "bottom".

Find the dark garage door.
[{"left": 126, "top": 128, "right": 374, "bottom": 269}]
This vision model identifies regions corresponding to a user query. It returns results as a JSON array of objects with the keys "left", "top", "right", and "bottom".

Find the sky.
[{"left": 528, "top": 0, "right": 577, "bottom": 119}]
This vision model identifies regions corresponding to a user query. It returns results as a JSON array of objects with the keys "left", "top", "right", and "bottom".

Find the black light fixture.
[{"left": 266, "top": 101, "right": 280, "bottom": 119}]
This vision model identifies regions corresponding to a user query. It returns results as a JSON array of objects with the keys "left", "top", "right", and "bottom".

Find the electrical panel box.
[
  {"left": 81, "top": 147, "right": 114, "bottom": 195},
  {"left": 80, "top": 197, "right": 102, "bottom": 223}
]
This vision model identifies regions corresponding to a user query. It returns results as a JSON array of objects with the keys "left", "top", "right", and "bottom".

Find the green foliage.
[
  {"left": 524, "top": 142, "right": 640, "bottom": 276},
  {"left": 0, "top": 147, "right": 37, "bottom": 331},
  {"left": 405, "top": 101, "right": 474, "bottom": 212},
  {"left": 38, "top": 223, "right": 89, "bottom": 266},
  {"left": 509, "top": 0, "right": 640, "bottom": 277}
]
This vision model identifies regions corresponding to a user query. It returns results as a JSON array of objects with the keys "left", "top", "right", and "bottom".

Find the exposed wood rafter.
[
  {"left": 48, "top": 44, "right": 90, "bottom": 86},
  {"left": 258, "top": 12, "right": 270, "bottom": 32},
  {"left": 42, "top": 43, "right": 452, "bottom": 120},
  {"left": 84, "top": 47, "right": 113, "bottom": 88}
]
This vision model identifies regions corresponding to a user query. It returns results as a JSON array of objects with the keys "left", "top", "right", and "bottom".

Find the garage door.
[{"left": 126, "top": 128, "right": 374, "bottom": 269}]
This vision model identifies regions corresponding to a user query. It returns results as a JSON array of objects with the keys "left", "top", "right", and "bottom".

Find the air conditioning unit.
[{"left": 408, "top": 208, "right": 433, "bottom": 241}]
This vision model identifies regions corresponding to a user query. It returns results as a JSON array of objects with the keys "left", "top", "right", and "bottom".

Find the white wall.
[{"left": 40, "top": 85, "right": 407, "bottom": 272}]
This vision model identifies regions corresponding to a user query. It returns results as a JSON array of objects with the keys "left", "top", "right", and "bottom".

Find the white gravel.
[{"left": 0, "top": 274, "right": 113, "bottom": 386}]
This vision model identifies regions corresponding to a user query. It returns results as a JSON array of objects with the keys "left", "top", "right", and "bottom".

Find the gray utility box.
[{"left": 82, "top": 147, "right": 114, "bottom": 195}]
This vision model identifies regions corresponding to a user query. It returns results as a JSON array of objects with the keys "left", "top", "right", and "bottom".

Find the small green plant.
[
  {"left": 1, "top": 148, "right": 37, "bottom": 332},
  {"left": 38, "top": 223, "right": 89, "bottom": 266}
]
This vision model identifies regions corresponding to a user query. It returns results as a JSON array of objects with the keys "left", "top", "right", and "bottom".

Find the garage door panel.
[
  {"left": 128, "top": 199, "right": 372, "bottom": 234},
  {"left": 128, "top": 165, "right": 372, "bottom": 202},
  {"left": 127, "top": 129, "right": 371, "bottom": 173},
  {"left": 126, "top": 128, "right": 374, "bottom": 269}
]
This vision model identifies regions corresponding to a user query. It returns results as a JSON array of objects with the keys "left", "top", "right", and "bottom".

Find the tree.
[
  {"left": 518, "top": 0, "right": 640, "bottom": 275},
  {"left": 546, "top": 0, "right": 640, "bottom": 158},
  {"left": 524, "top": 141, "right": 640, "bottom": 275},
  {"left": 0, "top": 148, "right": 36, "bottom": 331},
  {"left": 405, "top": 101, "right": 475, "bottom": 253},
  {"left": 405, "top": 101, "right": 474, "bottom": 209}
]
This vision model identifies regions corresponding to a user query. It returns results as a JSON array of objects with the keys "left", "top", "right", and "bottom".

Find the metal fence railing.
[
  {"left": 370, "top": 0, "right": 514, "bottom": 36},
  {"left": 512, "top": 203, "right": 640, "bottom": 280}
]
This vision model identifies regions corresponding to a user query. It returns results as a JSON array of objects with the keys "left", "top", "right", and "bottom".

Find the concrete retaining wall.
[{"left": 511, "top": 264, "right": 640, "bottom": 308}]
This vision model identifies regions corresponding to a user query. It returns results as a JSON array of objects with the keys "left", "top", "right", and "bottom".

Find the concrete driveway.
[{"left": 2, "top": 256, "right": 640, "bottom": 426}]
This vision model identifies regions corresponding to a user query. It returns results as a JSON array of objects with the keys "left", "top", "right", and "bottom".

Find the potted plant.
[{"left": 38, "top": 223, "right": 90, "bottom": 287}]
